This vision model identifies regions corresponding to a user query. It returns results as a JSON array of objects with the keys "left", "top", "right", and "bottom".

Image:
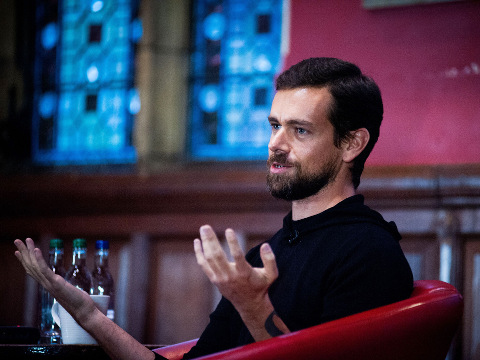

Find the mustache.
[{"left": 267, "top": 153, "right": 294, "bottom": 167}]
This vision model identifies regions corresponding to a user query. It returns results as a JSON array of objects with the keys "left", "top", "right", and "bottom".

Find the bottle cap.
[
  {"left": 49, "top": 239, "right": 64, "bottom": 249},
  {"left": 95, "top": 240, "right": 109, "bottom": 249},
  {"left": 73, "top": 238, "right": 87, "bottom": 248}
]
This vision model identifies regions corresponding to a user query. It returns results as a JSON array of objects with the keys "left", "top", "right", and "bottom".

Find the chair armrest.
[{"left": 152, "top": 339, "right": 198, "bottom": 360}]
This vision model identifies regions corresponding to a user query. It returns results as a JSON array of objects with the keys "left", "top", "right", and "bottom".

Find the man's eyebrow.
[
  {"left": 268, "top": 117, "right": 312, "bottom": 127},
  {"left": 285, "top": 119, "right": 312, "bottom": 127}
]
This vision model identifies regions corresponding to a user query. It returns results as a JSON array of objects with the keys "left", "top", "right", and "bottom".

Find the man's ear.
[{"left": 342, "top": 128, "right": 370, "bottom": 163}]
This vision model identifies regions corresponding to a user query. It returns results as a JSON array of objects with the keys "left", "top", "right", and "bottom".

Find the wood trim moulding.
[
  {"left": 0, "top": 164, "right": 479, "bottom": 220},
  {"left": 361, "top": 164, "right": 480, "bottom": 209},
  {"left": 0, "top": 212, "right": 287, "bottom": 237},
  {"left": 0, "top": 167, "right": 288, "bottom": 218}
]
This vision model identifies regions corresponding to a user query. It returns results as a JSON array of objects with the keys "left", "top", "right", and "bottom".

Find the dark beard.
[{"left": 266, "top": 153, "right": 338, "bottom": 201}]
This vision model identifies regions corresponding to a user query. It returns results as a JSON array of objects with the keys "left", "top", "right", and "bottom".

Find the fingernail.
[
  {"left": 262, "top": 243, "right": 272, "bottom": 252},
  {"left": 200, "top": 225, "right": 210, "bottom": 236}
]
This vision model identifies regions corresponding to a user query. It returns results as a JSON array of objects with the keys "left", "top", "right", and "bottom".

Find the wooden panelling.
[
  {"left": 400, "top": 235, "right": 439, "bottom": 281},
  {"left": 0, "top": 240, "right": 27, "bottom": 326},
  {"left": 147, "top": 238, "right": 213, "bottom": 345},
  {"left": 463, "top": 237, "right": 480, "bottom": 360}
]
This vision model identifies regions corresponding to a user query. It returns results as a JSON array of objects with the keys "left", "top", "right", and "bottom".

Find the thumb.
[{"left": 260, "top": 243, "right": 278, "bottom": 282}]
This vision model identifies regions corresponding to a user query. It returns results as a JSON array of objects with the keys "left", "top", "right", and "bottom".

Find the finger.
[
  {"left": 225, "top": 229, "right": 249, "bottom": 273},
  {"left": 14, "top": 249, "right": 28, "bottom": 270},
  {"left": 14, "top": 239, "right": 27, "bottom": 262},
  {"left": 24, "top": 238, "right": 43, "bottom": 262},
  {"left": 14, "top": 250, "right": 22, "bottom": 262},
  {"left": 25, "top": 238, "right": 39, "bottom": 266},
  {"left": 260, "top": 243, "right": 278, "bottom": 282},
  {"left": 14, "top": 239, "right": 27, "bottom": 252},
  {"left": 25, "top": 238, "right": 41, "bottom": 268},
  {"left": 34, "top": 248, "right": 52, "bottom": 275},
  {"left": 14, "top": 239, "right": 30, "bottom": 261},
  {"left": 14, "top": 239, "right": 35, "bottom": 269},
  {"left": 199, "top": 225, "right": 229, "bottom": 273},
  {"left": 25, "top": 238, "right": 36, "bottom": 252},
  {"left": 14, "top": 239, "right": 41, "bottom": 281},
  {"left": 193, "top": 238, "right": 216, "bottom": 280},
  {"left": 23, "top": 239, "right": 51, "bottom": 286},
  {"left": 33, "top": 248, "right": 51, "bottom": 283}
]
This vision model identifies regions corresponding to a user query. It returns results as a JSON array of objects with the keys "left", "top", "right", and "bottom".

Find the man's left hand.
[{"left": 193, "top": 225, "right": 278, "bottom": 317}]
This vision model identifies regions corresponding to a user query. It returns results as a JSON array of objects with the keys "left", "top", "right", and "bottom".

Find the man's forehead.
[{"left": 270, "top": 87, "right": 332, "bottom": 122}]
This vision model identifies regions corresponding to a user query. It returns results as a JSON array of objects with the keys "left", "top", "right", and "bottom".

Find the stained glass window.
[
  {"left": 32, "top": 0, "right": 141, "bottom": 165},
  {"left": 190, "top": 0, "right": 285, "bottom": 160}
]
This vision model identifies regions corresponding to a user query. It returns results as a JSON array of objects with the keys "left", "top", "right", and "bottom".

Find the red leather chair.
[{"left": 153, "top": 280, "right": 463, "bottom": 360}]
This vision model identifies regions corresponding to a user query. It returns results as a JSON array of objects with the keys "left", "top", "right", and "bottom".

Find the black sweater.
[{"left": 181, "top": 195, "right": 413, "bottom": 359}]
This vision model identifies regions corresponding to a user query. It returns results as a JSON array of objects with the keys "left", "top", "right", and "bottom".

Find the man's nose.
[{"left": 268, "top": 128, "right": 289, "bottom": 153}]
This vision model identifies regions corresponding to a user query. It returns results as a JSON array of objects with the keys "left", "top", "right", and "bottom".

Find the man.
[{"left": 14, "top": 57, "right": 413, "bottom": 360}]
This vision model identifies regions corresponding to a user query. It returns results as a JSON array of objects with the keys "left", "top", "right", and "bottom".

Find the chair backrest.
[{"left": 154, "top": 280, "right": 463, "bottom": 360}]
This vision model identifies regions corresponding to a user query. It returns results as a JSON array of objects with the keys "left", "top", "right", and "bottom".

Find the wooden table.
[{"left": 0, "top": 344, "right": 162, "bottom": 359}]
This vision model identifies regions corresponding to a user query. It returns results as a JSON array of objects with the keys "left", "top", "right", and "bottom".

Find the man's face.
[{"left": 266, "top": 87, "right": 343, "bottom": 201}]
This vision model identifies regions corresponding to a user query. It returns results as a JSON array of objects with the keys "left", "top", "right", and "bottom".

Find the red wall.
[{"left": 285, "top": 0, "right": 480, "bottom": 166}]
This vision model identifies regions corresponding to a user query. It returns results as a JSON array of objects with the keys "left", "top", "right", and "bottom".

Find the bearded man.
[{"left": 14, "top": 57, "right": 413, "bottom": 360}]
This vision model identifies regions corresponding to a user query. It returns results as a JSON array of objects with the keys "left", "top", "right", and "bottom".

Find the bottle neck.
[
  {"left": 49, "top": 249, "right": 64, "bottom": 267},
  {"left": 72, "top": 247, "right": 87, "bottom": 266},
  {"left": 94, "top": 249, "right": 109, "bottom": 268}
]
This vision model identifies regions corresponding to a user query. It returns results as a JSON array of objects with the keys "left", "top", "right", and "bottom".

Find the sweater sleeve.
[
  {"left": 181, "top": 297, "right": 244, "bottom": 359},
  {"left": 182, "top": 246, "right": 262, "bottom": 359}
]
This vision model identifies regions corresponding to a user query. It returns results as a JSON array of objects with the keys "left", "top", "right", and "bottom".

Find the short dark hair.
[{"left": 275, "top": 57, "right": 383, "bottom": 189}]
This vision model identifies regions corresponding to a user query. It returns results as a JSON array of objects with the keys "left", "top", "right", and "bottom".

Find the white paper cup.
[{"left": 51, "top": 295, "right": 110, "bottom": 344}]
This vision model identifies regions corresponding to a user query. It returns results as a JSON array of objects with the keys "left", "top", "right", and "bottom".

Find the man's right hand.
[
  {"left": 14, "top": 238, "right": 95, "bottom": 323},
  {"left": 14, "top": 237, "right": 156, "bottom": 360}
]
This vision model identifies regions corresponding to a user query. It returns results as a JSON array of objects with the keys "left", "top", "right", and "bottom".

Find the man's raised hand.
[{"left": 193, "top": 225, "right": 278, "bottom": 319}]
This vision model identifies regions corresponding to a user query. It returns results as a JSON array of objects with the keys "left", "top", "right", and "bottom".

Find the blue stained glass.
[
  {"left": 128, "top": 89, "right": 141, "bottom": 115},
  {"left": 32, "top": 0, "right": 139, "bottom": 165},
  {"left": 91, "top": 0, "right": 104, "bottom": 12},
  {"left": 39, "top": 92, "right": 57, "bottom": 119},
  {"left": 203, "top": 13, "right": 226, "bottom": 41},
  {"left": 199, "top": 85, "right": 220, "bottom": 112},
  {"left": 130, "top": 18, "right": 143, "bottom": 43},
  {"left": 190, "top": 0, "right": 284, "bottom": 160},
  {"left": 253, "top": 53, "right": 273, "bottom": 72},
  {"left": 87, "top": 65, "right": 100, "bottom": 82},
  {"left": 41, "top": 23, "right": 58, "bottom": 50}
]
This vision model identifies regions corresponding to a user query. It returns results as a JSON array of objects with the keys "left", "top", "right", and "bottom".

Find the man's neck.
[{"left": 291, "top": 182, "right": 356, "bottom": 221}]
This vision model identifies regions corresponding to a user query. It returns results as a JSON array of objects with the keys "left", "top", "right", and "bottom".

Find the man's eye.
[
  {"left": 297, "top": 128, "right": 307, "bottom": 135},
  {"left": 271, "top": 124, "right": 281, "bottom": 130}
]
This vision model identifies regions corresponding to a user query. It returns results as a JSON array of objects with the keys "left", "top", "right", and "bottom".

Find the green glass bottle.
[
  {"left": 39, "top": 239, "right": 66, "bottom": 344},
  {"left": 65, "top": 238, "right": 93, "bottom": 293},
  {"left": 92, "top": 240, "right": 115, "bottom": 321}
]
